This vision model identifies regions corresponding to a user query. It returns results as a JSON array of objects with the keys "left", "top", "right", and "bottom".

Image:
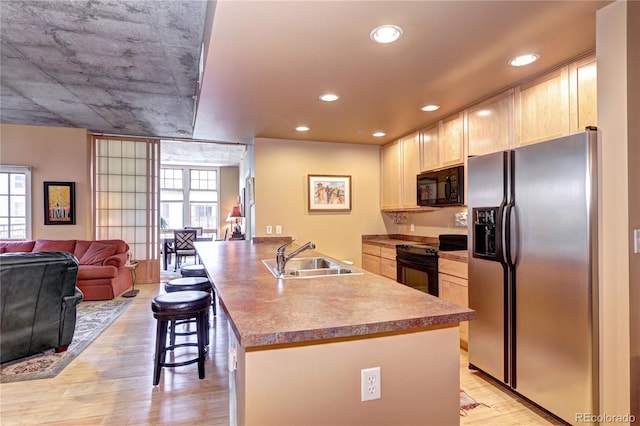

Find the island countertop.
[{"left": 196, "top": 241, "right": 475, "bottom": 349}]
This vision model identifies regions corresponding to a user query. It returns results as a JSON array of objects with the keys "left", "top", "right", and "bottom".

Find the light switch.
[{"left": 634, "top": 229, "right": 640, "bottom": 254}]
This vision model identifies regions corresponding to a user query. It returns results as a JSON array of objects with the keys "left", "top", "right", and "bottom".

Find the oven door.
[{"left": 396, "top": 255, "right": 438, "bottom": 296}]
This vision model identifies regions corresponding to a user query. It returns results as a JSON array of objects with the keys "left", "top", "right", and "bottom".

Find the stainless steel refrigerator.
[{"left": 467, "top": 128, "right": 599, "bottom": 425}]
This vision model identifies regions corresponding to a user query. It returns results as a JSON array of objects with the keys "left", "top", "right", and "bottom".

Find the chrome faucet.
[{"left": 275, "top": 240, "right": 316, "bottom": 277}]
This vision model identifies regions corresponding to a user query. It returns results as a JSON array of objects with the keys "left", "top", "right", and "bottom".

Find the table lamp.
[{"left": 229, "top": 206, "right": 243, "bottom": 238}]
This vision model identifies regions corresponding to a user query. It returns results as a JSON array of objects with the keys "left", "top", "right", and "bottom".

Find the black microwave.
[{"left": 417, "top": 165, "right": 464, "bottom": 207}]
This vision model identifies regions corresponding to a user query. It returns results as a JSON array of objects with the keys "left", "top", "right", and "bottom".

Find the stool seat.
[
  {"left": 181, "top": 264, "right": 207, "bottom": 278},
  {"left": 152, "top": 290, "right": 211, "bottom": 315},
  {"left": 151, "top": 290, "right": 210, "bottom": 386},
  {"left": 165, "top": 277, "right": 211, "bottom": 293}
]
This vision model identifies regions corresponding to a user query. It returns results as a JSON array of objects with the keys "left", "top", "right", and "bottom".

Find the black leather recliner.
[{"left": 0, "top": 251, "right": 84, "bottom": 363}]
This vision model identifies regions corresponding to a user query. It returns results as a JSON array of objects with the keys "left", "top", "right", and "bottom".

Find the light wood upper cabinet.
[
  {"left": 468, "top": 90, "right": 514, "bottom": 157},
  {"left": 570, "top": 54, "right": 597, "bottom": 133},
  {"left": 401, "top": 132, "right": 420, "bottom": 209},
  {"left": 515, "top": 67, "right": 570, "bottom": 147},
  {"left": 420, "top": 124, "right": 439, "bottom": 171},
  {"left": 381, "top": 139, "right": 402, "bottom": 210},
  {"left": 439, "top": 112, "right": 464, "bottom": 166},
  {"left": 381, "top": 132, "right": 420, "bottom": 210}
]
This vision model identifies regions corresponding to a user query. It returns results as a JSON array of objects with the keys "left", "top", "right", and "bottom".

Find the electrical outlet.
[
  {"left": 361, "top": 367, "right": 381, "bottom": 401},
  {"left": 266, "top": 225, "right": 272, "bottom": 235},
  {"left": 275, "top": 225, "right": 282, "bottom": 235},
  {"left": 635, "top": 229, "right": 640, "bottom": 254},
  {"left": 410, "top": 223, "right": 415, "bottom": 232}
]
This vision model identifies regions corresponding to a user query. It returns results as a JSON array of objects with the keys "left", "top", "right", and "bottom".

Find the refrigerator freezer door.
[
  {"left": 512, "top": 131, "right": 598, "bottom": 424},
  {"left": 467, "top": 152, "right": 510, "bottom": 383}
]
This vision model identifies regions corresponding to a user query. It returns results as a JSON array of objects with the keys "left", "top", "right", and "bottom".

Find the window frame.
[
  {"left": 160, "top": 166, "right": 219, "bottom": 234},
  {"left": 0, "top": 165, "right": 32, "bottom": 240}
]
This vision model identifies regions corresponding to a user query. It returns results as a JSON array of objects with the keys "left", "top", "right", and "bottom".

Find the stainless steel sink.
[{"left": 262, "top": 257, "right": 363, "bottom": 279}]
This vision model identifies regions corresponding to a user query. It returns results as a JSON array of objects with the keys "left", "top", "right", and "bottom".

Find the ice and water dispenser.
[{"left": 472, "top": 207, "right": 500, "bottom": 261}]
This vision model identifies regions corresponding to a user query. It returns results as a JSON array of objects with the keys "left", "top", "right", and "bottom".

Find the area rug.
[
  {"left": 460, "top": 389, "right": 490, "bottom": 416},
  {"left": 0, "top": 299, "right": 132, "bottom": 383}
]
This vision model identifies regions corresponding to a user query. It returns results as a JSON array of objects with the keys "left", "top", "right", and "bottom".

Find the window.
[
  {"left": 160, "top": 167, "right": 218, "bottom": 233},
  {"left": 0, "top": 165, "right": 31, "bottom": 240}
]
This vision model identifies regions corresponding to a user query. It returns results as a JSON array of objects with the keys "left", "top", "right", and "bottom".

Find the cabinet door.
[
  {"left": 401, "top": 132, "right": 420, "bottom": 208},
  {"left": 569, "top": 54, "right": 597, "bottom": 133},
  {"left": 362, "top": 253, "right": 381, "bottom": 275},
  {"left": 468, "top": 90, "right": 514, "bottom": 156},
  {"left": 439, "top": 113, "right": 464, "bottom": 166},
  {"left": 515, "top": 67, "right": 570, "bottom": 146},
  {"left": 381, "top": 140, "right": 402, "bottom": 209},
  {"left": 420, "top": 124, "right": 439, "bottom": 171},
  {"left": 439, "top": 273, "right": 469, "bottom": 348},
  {"left": 380, "top": 258, "right": 397, "bottom": 279}
]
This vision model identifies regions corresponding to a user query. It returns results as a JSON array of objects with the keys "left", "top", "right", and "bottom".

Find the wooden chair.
[
  {"left": 173, "top": 229, "right": 197, "bottom": 271},
  {"left": 185, "top": 226, "right": 203, "bottom": 236}
]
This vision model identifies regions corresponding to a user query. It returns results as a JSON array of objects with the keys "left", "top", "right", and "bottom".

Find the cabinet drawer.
[
  {"left": 362, "top": 253, "right": 381, "bottom": 275},
  {"left": 380, "top": 258, "right": 397, "bottom": 280},
  {"left": 380, "top": 246, "right": 396, "bottom": 260},
  {"left": 438, "top": 258, "right": 468, "bottom": 279},
  {"left": 362, "top": 244, "right": 381, "bottom": 256}
]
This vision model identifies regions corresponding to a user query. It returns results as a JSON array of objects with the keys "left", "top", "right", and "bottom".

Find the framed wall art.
[
  {"left": 44, "top": 181, "right": 76, "bottom": 225},
  {"left": 308, "top": 175, "right": 351, "bottom": 212}
]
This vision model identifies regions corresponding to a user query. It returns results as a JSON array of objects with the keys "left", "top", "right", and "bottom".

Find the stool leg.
[
  {"left": 197, "top": 311, "right": 206, "bottom": 379},
  {"left": 170, "top": 320, "right": 176, "bottom": 347},
  {"left": 153, "top": 318, "right": 168, "bottom": 386}
]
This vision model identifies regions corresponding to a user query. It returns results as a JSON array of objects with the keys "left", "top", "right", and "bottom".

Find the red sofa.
[{"left": 0, "top": 239, "right": 132, "bottom": 301}]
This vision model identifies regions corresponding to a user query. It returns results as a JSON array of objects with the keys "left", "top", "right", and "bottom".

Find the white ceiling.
[{"left": 1, "top": 0, "right": 611, "bottom": 157}]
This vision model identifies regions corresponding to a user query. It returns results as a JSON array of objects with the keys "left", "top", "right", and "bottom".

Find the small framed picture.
[
  {"left": 308, "top": 175, "right": 351, "bottom": 212},
  {"left": 44, "top": 181, "right": 76, "bottom": 225}
]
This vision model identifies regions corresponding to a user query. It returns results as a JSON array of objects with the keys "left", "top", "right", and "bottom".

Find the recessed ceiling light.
[
  {"left": 319, "top": 93, "right": 340, "bottom": 102},
  {"left": 476, "top": 110, "right": 491, "bottom": 117},
  {"left": 420, "top": 104, "right": 440, "bottom": 112},
  {"left": 370, "top": 25, "right": 403, "bottom": 44},
  {"left": 373, "top": 132, "right": 386, "bottom": 137},
  {"left": 509, "top": 53, "right": 539, "bottom": 67},
  {"left": 296, "top": 126, "right": 310, "bottom": 132},
  {"left": 176, "top": 129, "right": 189, "bottom": 135}
]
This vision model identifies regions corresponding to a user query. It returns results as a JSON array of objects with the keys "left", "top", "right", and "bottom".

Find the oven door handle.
[{"left": 396, "top": 256, "right": 438, "bottom": 269}]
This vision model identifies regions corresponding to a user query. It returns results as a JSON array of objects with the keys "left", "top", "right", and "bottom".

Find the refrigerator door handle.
[{"left": 504, "top": 200, "right": 517, "bottom": 266}]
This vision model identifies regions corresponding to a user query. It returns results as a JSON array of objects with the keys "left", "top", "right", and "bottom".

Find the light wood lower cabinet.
[
  {"left": 362, "top": 243, "right": 397, "bottom": 280},
  {"left": 438, "top": 258, "right": 469, "bottom": 349},
  {"left": 362, "top": 243, "right": 381, "bottom": 275},
  {"left": 380, "top": 246, "right": 397, "bottom": 279}
]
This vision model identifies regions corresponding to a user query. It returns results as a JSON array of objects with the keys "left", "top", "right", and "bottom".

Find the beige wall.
[
  {"left": 596, "top": 0, "right": 636, "bottom": 418},
  {"left": 627, "top": 1, "right": 640, "bottom": 418},
  {"left": 219, "top": 166, "right": 240, "bottom": 239},
  {"left": 255, "top": 138, "right": 386, "bottom": 266},
  {"left": 0, "top": 123, "right": 91, "bottom": 240}
]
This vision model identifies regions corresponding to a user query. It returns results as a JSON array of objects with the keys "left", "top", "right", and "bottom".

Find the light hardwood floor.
[{"left": 1, "top": 282, "right": 560, "bottom": 425}]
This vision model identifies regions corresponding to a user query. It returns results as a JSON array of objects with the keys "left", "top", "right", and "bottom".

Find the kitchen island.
[{"left": 196, "top": 240, "right": 474, "bottom": 426}]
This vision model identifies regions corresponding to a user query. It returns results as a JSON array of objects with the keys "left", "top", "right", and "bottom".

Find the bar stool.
[
  {"left": 151, "top": 290, "right": 210, "bottom": 386},
  {"left": 181, "top": 264, "right": 207, "bottom": 278},
  {"left": 166, "top": 277, "right": 216, "bottom": 315}
]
